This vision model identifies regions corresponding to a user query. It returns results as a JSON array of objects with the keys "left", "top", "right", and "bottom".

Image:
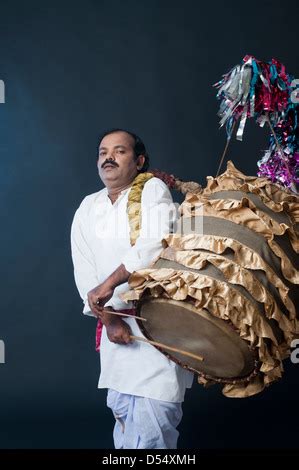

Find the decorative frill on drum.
[{"left": 121, "top": 161, "right": 299, "bottom": 398}]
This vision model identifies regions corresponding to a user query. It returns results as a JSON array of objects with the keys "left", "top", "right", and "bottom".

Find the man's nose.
[{"left": 99, "top": 153, "right": 114, "bottom": 165}]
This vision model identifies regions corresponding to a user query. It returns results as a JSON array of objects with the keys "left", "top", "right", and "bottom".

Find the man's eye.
[{"left": 117, "top": 150, "right": 125, "bottom": 153}]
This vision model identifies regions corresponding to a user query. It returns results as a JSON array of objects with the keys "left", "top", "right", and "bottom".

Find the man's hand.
[
  {"left": 105, "top": 316, "right": 132, "bottom": 345},
  {"left": 87, "top": 263, "right": 133, "bottom": 344},
  {"left": 87, "top": 264, "right": 131, "bottom": 316},
  {"left": 87, "top": 280, "right": 114, "bottom": 316}
]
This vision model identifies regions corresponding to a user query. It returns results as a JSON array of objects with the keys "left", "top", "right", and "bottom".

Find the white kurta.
[{"left": 71, "top": 177, "right": 194, "bottom": 402}]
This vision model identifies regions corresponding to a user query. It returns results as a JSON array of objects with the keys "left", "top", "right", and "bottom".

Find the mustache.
[{"left": 101, "top": 159, "right": 119, "bottom": 168}]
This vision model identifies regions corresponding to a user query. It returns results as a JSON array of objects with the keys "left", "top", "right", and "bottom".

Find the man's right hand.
[{"left": 105, "top": 316, "right": 132, "bottom": 345}]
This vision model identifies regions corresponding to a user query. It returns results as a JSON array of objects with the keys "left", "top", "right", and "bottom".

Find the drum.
[{"left": 122, "top": 161, "right": 299, "bottom": 398}]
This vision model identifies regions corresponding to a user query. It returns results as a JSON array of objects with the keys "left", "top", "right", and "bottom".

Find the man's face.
[{"left": 97, "top": 131, "right": 144, "bottom": 187}]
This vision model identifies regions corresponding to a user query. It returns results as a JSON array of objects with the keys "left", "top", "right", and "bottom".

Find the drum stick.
[
  {"left": 130, "top": 335, "right": 204, "bottom": 362},
  {"left": 100, "top": 308, "right": 148, "bottom": 322}
]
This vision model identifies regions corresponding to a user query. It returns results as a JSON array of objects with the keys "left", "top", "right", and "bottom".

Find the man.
[{"left": 71, "top": 129, "right": 194, "bottom": 449}]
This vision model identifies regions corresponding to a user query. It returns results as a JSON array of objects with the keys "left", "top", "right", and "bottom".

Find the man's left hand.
[{"left": 87, "top": 281, "right": 114, "bottom": 316}]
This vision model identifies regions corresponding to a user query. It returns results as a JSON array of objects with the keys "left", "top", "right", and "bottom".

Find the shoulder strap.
[
  {"left": 127, "top": 172, "right": 154, "bottom": 246},
  {"left": 127, "top": 170, "right": 202, "bottom": 246}
]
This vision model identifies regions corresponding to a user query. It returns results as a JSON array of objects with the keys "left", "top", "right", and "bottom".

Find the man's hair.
[{"left": 98, "top": 128, "right": 150, "bottom": 173}]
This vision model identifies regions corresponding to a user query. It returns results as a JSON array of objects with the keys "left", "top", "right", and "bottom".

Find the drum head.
[{"left": 137, "top": 298, "right": 255, "bottom": 379}]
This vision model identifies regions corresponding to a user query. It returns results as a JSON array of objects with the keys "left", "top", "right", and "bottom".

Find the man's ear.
[{"left": 136, "top": 154, "right": 145, "bottom": 171}]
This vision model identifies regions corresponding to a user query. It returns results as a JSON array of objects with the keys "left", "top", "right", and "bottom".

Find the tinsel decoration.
[{"left": 214, "top": 55, "right": 299, "bottom": 191}]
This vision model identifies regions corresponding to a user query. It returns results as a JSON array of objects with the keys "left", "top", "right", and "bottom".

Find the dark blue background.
[{"left": 0, "top": 0, "right": 298, "bottom": 448}]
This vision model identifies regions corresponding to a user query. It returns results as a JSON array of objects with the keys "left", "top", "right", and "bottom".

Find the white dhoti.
[{"left": 106, "top": 388, "right": 183, "bottom": 449}]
